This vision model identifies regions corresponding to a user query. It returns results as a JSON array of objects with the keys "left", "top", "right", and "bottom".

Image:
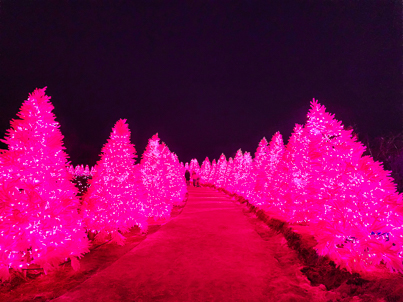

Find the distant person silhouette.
[
  {"left": 185, "top": 169, "right": 190, "bottom": 185},
  {"left": 192, "top": 171, "right": 197, "bottom": 187},
  {"left": 196, "top": 173, "right": 201, "bottom": 187}
]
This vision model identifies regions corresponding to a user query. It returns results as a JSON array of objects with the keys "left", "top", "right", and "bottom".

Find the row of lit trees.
[
  {"left": 192, "top": 100, "right": 403, "bottom": 274},
  {"left": 0, "top": 88, "right": 187, "bottom": 281}
]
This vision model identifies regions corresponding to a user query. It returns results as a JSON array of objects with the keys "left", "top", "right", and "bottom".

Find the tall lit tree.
[
  {"left": 207, "top": 159, "right": 217, "bottom": 185},
  {"left": 81, "top": 119, "right": 147, "bottom": 245},
  {"left": 190, "top": 158, "right": 200, "bottom": 175},
  {"left": 159, "top": 144, "right": 187, "bottom": 206},
  {"left": 301, "top": 100, "right": 403, "bottom": 273},
  {"left": 258, "top": 132, "right": 285, "bottom": 207},
  {"left": 214, "top": 154, "right": 227, "bottom": 188},
  {"left": 237, "top": 152, "right": 254, "bottom": 198},
  {"left": 249, "top": 137, "right": 269, "bottom": 205},
  {"left": 172, "top": 153, "right": 187, "bottom": 203},
  {"left": 261, "top": 123, "right": 309, "bottom": 220},
  {"left": 140, "top": 134, "right": 172, "bottom": 218},
  {"left": 200, "top": 157, "right": 211, "bottom": 184},
  {"left": 223, "top": 157, "right": 234, "bottom": 192},
  {"left": 226, "top": 149, "right": 243, "bottom": 194},
  {"left": 0, "top": 88, "right": 89, "bottom": 281}
]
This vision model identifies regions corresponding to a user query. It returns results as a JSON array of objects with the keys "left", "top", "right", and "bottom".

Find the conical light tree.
[
  {"left": 83, "top": 165, "right": 90, "bottom": 177},
  {"left": 207, "top": 159, "right": 217, "bottom": 185},
  {"left": 200, "top": 157, "right": 211, "bottom": 184},
  {"left": 300, "top": 100, "right": 403, "bottom": 273},
  {"left": 263, "top": 123, "right": 309, "bottom": 220},
  {"left": 190, "top": 158, "right": 200, "bottom": 175},
  {"left": 81, "top": 119, "right": 147, "bottom": 245},
  {"left": 140, "top": 134, "right": 172, "bottom": 218},
  {"left": 214, "top": 154, "right": 227, "bottom": 188},
  {"left": 68, "top": 164, "right": 75, "bottom": 175},
  {"left": 238, "top": 152, "right": 254, "bottom": 198},
  {"left": 259, "top": 132, "right": 285, "bottom": 207},
  {"left": 159, "top": 143, "right": 186, "bottom": 206},
  {"left": 249, "top": 137, "right": 270, "bottom": 205},
  {"left": 74, "top": 164, "right": 84, "bottom": 177},
  {"left": 226, "top": 149, "right": 243, "bottom": 194},
  {"left": 171, "top": 153, "right": 187, "bottom": 203},
  {"left": 223, "top": 157, "right": 234, "bottom": 192},
  {"left": 90, "top": 165, "right": 97, "bottom": 177},
  {"left": 0, "top": 88, "right": 89, "bottom": 281}
]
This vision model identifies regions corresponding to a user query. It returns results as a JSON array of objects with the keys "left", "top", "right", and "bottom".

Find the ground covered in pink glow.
[
  {"left": 2, "top": 187, "right": 403, "bottom": 301},
  {"left": 0, "top": 205, "right": 184, "bottom": 302}
]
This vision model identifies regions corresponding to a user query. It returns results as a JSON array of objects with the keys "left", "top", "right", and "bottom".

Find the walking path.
[{"left": 55, "top": 187, "right": 325, "bottom": 301}]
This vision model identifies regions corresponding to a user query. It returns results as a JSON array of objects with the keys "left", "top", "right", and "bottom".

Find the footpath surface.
[{"left": 55, "top": 187, "right": 326, "bottom": 302}]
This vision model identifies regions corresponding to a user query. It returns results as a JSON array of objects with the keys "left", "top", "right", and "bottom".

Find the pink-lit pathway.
[{"left": 55, "top": 187, "right": 325, "bottom": 302}]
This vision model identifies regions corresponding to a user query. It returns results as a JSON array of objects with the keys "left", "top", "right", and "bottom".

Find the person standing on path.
[
  {"left": 185, "top": 169, "right": 190, "bottom": 185},
  {"left": 196, "top": 172, "right": 201, "bottom": 187},
  {"left": 192, "top": 171, "right": 197, "bottom": 186}
]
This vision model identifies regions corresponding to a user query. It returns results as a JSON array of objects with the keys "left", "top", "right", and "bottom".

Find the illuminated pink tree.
[
  {"left": 90, "top": 165, "right": 97, "bottom": 176},
  {"left": 223, "top": 157, "right": 234, "bottom": 192},
  {"left": 81, "top": 119, "right": 147, "bottom": 245},
  {"left": 226, "top": 149, "right": 243, "bottom": 194},
  {"left": 200, "top": 157, "right": 211, "bottom": 184},
  {"left": 267, "top": 132, "right": 285, "bottom": 178},
  {"left": 257, "top": 132, "right": 285, "bottom": 207},
  {"left": 189, "top": 158, "right": 200, "bottom": 175},
  {"left": 237, "top": 152, "right": 254, "bottom": 198},
  {"left": 140, "top": 134, "right": 172, "bottom": 219},
  {"left": 254, "top": 137, "right": 269, "bottom": 182},
  {"left": 214, "top": 154, "right": 227, "bottom": 188},
  {"left": 83, "top": 165, "right": 90, "bottom": 177},
  {"left": 207, "top": 159, "right": 217, "bottom": 185},
  {"left": 159, "top": 144, "right": 187, "bottom": 206},
  {"left": 68, "top": 164, "right": 75, "bottom": 175},
  {"left": 172, "top": 154, "right": 187, "bottom": 203},
  {"left": 0, "top": 88, "right": 89, "bottom": 281},
  {"left": 261, "top": 123, "right": 310, "bottom": 221},
  {"left": 74, "top": 164, "right": 84, "bottom": 177},
  {"left": 300, "top": 100, "right": 403, "bottom": 273},
  {"left": 249, "top": 137, "right": 269, "bottom": 205}
]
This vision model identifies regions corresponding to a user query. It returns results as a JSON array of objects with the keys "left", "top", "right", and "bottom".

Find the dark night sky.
[{"left": 1, "top": 1, "right": 402, "bottom": 166}]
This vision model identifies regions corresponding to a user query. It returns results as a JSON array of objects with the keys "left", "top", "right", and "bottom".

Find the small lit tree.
[{"left": 74, "top": 164, "right": 84, "bottom": 177}]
